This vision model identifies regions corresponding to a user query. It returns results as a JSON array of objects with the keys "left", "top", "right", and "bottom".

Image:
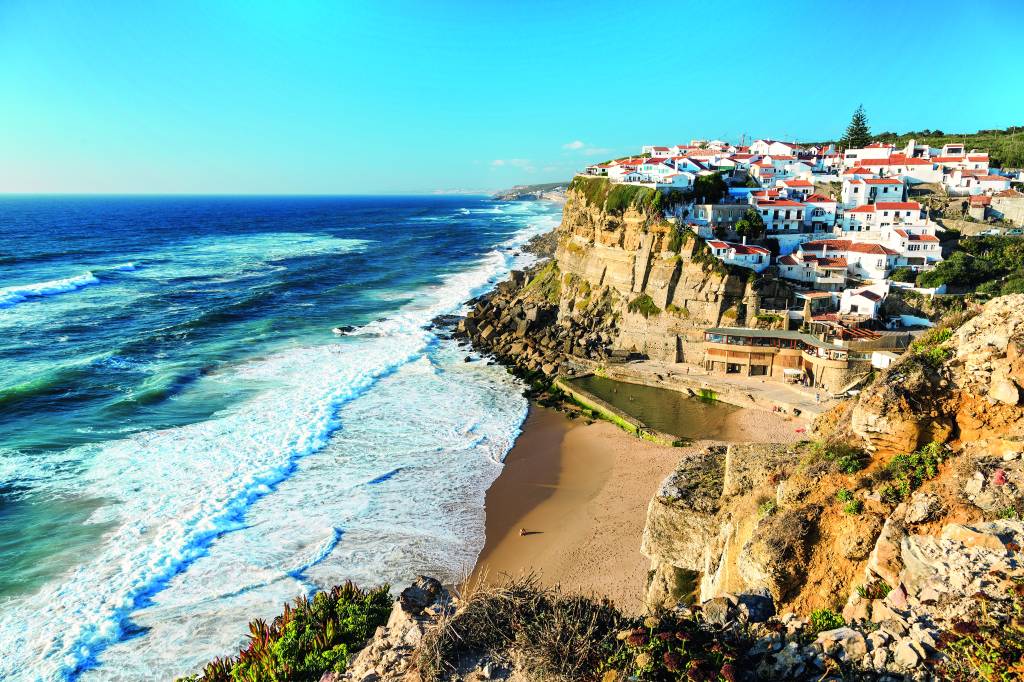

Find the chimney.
[{"left": 742, "top": 235, "right": 747, "bottom": 245}]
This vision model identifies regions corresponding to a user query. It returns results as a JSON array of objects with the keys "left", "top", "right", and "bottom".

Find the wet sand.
[{"left": 472, "top": 403, "right": 806, "bottom": 613}]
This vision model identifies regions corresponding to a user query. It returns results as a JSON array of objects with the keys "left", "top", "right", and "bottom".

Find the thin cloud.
[
  {"left": 490, "top": 158, "right": 535, "bottom": 172},
  {"left": 562, "top": 141, "right": 612, "bottom": 157}
]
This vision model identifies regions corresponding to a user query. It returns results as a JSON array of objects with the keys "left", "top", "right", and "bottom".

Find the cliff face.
[
  {"left": 460, "top": 181, "right": 787, "bottom": 371},
  {"left": 848, "top": 295, "right": 1024, "bottom": 456}
]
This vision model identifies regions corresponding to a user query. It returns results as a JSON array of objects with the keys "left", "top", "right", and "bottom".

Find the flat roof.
[{"left": 704, "top": 327, "right": 832, "bottom": 348}]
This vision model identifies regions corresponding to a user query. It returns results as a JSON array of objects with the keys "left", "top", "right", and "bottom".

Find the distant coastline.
[{"left": 492, "top": 181, "right": 568, "bottom": 204}]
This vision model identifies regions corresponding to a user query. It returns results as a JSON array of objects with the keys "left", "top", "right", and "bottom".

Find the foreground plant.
[
  {"left": 178, "top": 581, "right": 391, "bottom": 682},
  {"left": 936, "top": 578, "right": 1024, "bottom": 681}
]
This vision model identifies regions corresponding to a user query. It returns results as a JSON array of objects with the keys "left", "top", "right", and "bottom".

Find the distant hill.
[
  {"left": 492, "top": 182, "right": 568, "bottom": 202},
  {"left": 806, "top": 125, "right": 1024, "bottom": 169}
]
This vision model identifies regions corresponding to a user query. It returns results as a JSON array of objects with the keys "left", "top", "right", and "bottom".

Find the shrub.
[
  {"left": 856, "top": 580, "right": 892, "bottom": 601},
  {"left": 602, "top": 614, "right": 738, "bottom": 682},
  {"left": 628, "top": 294, "right": 661, "bottom": 318},
  {"left": 178, "top": 582, "right": 392, "bottom": 682},
  {"left": 936, "top": 577, "right": 1024, "bottom": 681},
  {"left": 525, "top": 261, "right": 562, "bottom": 304},
  {"left": 665, "top": 303, "right": 690, "bottom": 317},
  {"left": 811, "top": 606, "right": 843, "bottom": 634},
  {"left": 889, "top": 267, "right": 919, "bottom": 283},
  {"left": 809, "top": 440, "right": 869, "bottom": 474},
  {"left": 878, "top": 442, "right": 948, "bottom": 504},
  {"left": 417, "top": 575, "right": 624, "bottom": 682},
  {"left": 835, "top": 488, "right": 854, "bottom": 503},
  {"left": 758, "top": 499, "right": 778, "bottom": 518},
  {"left": 843, "top": 500, "right": 864, "bottom": 515},
  {"left": 808, "top": 609, "right": 845, "bottom": 635}
]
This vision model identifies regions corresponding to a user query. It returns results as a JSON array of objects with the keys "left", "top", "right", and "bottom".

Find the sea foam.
[
  {"left": 0, "top": 272, "right": 101, "bottom": 308},
  {"left": 0, "top": 205, "right": 558, "bottom": 681}
]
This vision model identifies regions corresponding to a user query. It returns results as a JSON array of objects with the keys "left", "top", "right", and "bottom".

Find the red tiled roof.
[
  {"left": 968, "top": 155, "right": 989, "bottom": 161},
  {"left": 803, "top": 239, "right": 852, "bottom": 250},
  {"left": 784, "top": 179, "right": 813, "bottom": 187},
  {"left": 980, "top": 175, "right": 1009, "bottom": 182},
  {"left": 778, "top": 254, "right": 801, "bottom": 265},
  {"left": 844, "top": 166, "right": 874, "bottom": 175},
  {"left": 804, "top": 193, "right": 834, "bottom": 203},
  {"left": 759, "top": 200, "right": 805, "bottom": 207},
  {"left": 893, "top": 229, "right": 939, "bottom": 242},
  {"left": 849, "top": 242, "right": 898, "bottom": 255},
  {"left": 707, "top": 240, "right": 729, "bottom": 249},
  {"left": 875, "top": 201, "right": 920, "bottom": 210},
  {"left": 847, "top": 205, "right": 876, "bottom": 213},
  {"left": 863, "top": 178, "right": 903, "bottom": 185},
  {"left": 814, "top": 257, "right": 847, "bottom": 268},
  {"left": 857, "top": 290, "right": 882, "bottom": 301},
  {"left": 970, "top": 195, "right": 992, "bottom": 206}
]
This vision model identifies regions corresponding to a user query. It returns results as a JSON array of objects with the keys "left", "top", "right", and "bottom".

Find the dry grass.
[{"left": 416, "top": 574, "right": 625, "bottom": 682}]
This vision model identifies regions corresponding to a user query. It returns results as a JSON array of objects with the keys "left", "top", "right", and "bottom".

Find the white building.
[
  {"left": 839, "top": 284, "right": 888, "bottom": 318},
  {"left": 750, "top": 139, "right": 802, "bottom": 156},
  {"left": 803, "top": 193, "right": 838, "bottom": 231},
  {"left": 706, "top": 239, "right": 771, "bottom": 272},
  {"left": 840, "top": 177, "right": 905, "bottom": 208},
  {"left": 842, "top": 142, "right": 896, "bottom": 168},
  {"left": 756, "top": 199, "right": 806, "bottom": 233}
]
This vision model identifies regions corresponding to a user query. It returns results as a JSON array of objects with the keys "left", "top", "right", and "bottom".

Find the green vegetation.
[
  {"left": 666, "top": 230, "right": 684, "bottom": 253},
  {"left": 936, "top": 577, "right": 1024, "bottom": 681},
  {"left": 692, "top": 172, "right": 728, "bottom": 204},
  {"left": 807, "top": 609, "right": 845, "bottom": 636},
  {"left": 179, "top": 582, "right": 391, "bottom": 682},
  {"left": 909, "top": 326, "right": 954, "bottom": 368},
  {"left": 835, "top": 488, "right": 854, "bottom": 503},
  {"left": 888, "top": 267, "right": 919, "bottom": 283},
  {"left": 855, "top": 580, "right": 893, "bottom": 601},
  {"left": 873, "top": 125, "right": 1024, "bottom": 169},
  {"left": 758, "top": 499, "right": 778, "bottom": 518},
  {"left": 754, "top": 313, "right": 783, "bottom": 325},
  {"left": 525, "top": 261, "right": 562, "bottom": 304},
  {"left": 878, "top": 442, "right": 948, "bottom": 504},
  {"left": 809, "top": 440, "right": 869, "bottom": 474},
  {"left": 417, "top": 575, "right": 738, "bottom": 682},
  {"left": 917, "top": 236, "right": 1024, "bottom": 295},
  {"left": 567, "top": 176, "right": 664, "bottom": 214},
  {"left": 665, "top": 303, "right": 690, "bottom": 317},
  {"left": 628, "top": 293, "right": 661, "bottom": 318},
  {"left": 734, "top": 208, "right": 766, "bottom": 240},
  {"left": 843, "top": 500, "right": 864, "bottom": 515},
  {"left": 841, "top": 105, "right": 872, "bottom": 149}
]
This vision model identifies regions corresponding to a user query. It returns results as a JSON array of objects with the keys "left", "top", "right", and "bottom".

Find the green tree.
[
  {"left": 693, "top": 172, "right": 727, "bottom": 204},
  {"left": 841, "top": 105, "right": 872, "bottom": 148},
  {"left": 735, "top": 208, "right": 766, "bottom": 240}
]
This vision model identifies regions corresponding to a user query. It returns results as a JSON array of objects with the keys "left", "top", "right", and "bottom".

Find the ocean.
[{"left": 0, "top": 195, "right": 562, "bottom": 680}]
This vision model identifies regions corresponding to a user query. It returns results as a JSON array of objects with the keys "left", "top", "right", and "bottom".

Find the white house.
[
  {"left": 885, "top": 228, "right": 943, "bottom": 269},
  {"left": 757, "top": 199, "right": 806, "bottom": 233},
  {"left": 803, "top": 193, "right": 838, "bottom": 231},
  {"left": 750, "top": 139, "right": 802, "bottom": 157},
  {"left": 778, "top": 178, "right": 814, "bottom": 200},
  {"left": 839, "top": 200, "right": 925, "bottom": 239},
  {"left": 799, "top": 238, "right": 899, "bottom": 281},
  {"left": 776, "top": 251, "right": 848, "bottom": 290},
  {"left": 840, "top": 284, "right": 888, "bottom": 318},
  {"left": 842, "top": 142, "right": 896, "bottom": 168},
  {"left": 858, "top": 155, "right": 942, "bottom": 184},
  {"left": 840, "top": 177, "right": 905, "bottom": 208},
  {"left": 642, "top": 146, "right": 673, "bottom": 158},
  {"left": 706, "top": 239, "right": 771, "bottom": 272}
]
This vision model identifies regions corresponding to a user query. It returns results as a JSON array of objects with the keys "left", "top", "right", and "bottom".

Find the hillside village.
[{"left": 573, "top": 132, "right": 1024, "bottom": 394}]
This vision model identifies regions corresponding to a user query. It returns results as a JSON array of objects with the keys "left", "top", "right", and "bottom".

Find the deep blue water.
[{"left": 0, "top": 195, "right": 561, "bottom": 680}]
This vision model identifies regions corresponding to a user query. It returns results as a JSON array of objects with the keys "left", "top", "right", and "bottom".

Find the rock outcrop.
[
  {"left": 848, "top": 295, "right": 1024, "bottom": 456},
  {"left": 458, "top": 181, "right": 794, "bottom": 375}
]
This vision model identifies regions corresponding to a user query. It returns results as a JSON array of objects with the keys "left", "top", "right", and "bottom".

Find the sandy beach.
[{"left": 472, "top": 402, "right": 806, "bottom": 613}]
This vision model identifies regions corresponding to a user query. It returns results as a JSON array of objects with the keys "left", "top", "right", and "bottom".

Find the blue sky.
[{"left": 1, "top": 0, "right": 1021, "bottom": 194}]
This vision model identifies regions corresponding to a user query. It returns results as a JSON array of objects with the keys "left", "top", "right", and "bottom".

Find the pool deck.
[{"left": 594, "top": 359, "right": 833, "bottom": 421}]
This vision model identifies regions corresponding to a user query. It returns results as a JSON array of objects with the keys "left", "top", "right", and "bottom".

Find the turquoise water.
[{"left": 0, "top": 196, "right": 562, "bottom": 680}]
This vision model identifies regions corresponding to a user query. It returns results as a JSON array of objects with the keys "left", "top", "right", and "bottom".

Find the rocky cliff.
[
  {"left": 638, "top": 295, "right": 1024, "bottom": 678},
  {"left": 460, "top": 177, "right": 793, "bottom": 371}
]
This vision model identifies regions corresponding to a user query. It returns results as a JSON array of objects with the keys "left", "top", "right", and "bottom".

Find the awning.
[{"left": 783, "top": 368, "right": 804, "bottom": 376}]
